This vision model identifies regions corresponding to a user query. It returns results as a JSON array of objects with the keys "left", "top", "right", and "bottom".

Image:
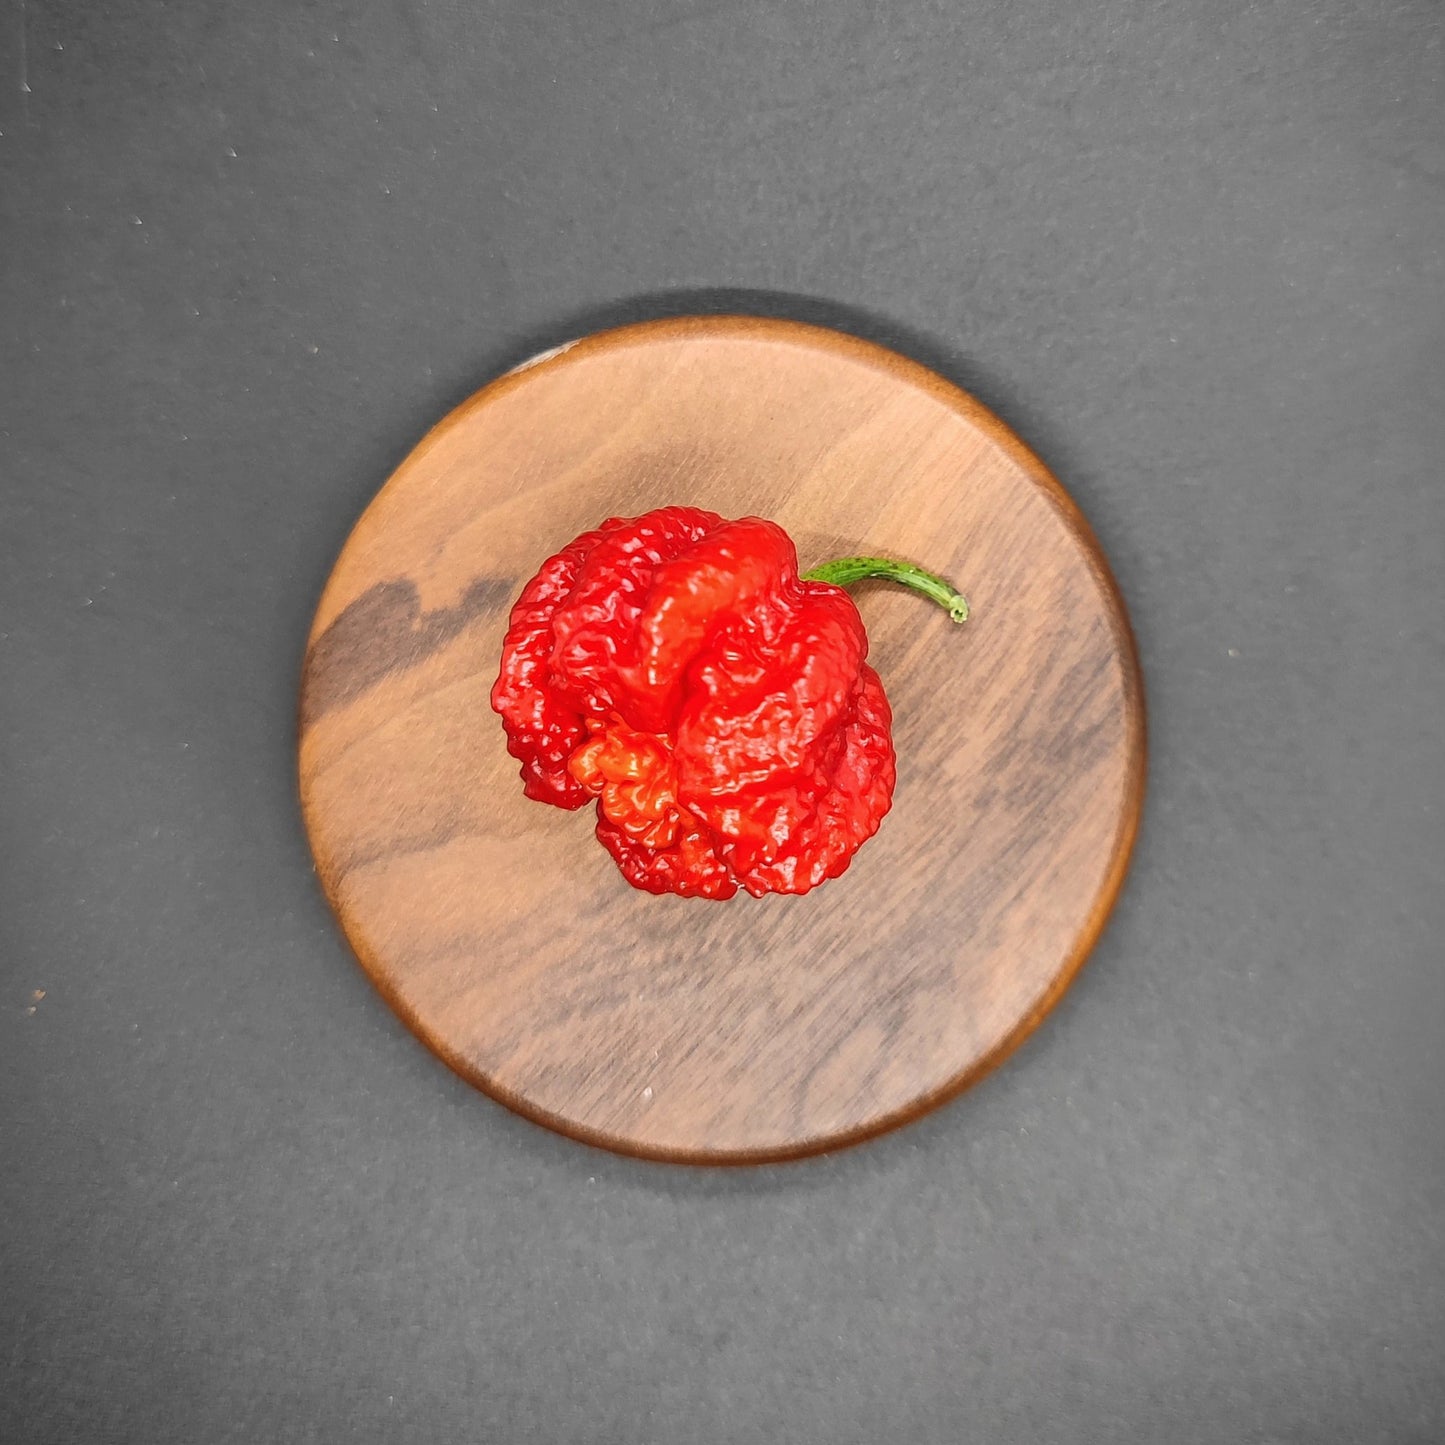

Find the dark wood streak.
[
  {"left": 297, "top": 316, "right": 1146, "bottom": 1163},
  {"left": 337, "top": 813, "right": 480, "bottom": 882},
  {"left": 301, "top": 574, "right": 517, "bottom": 729}
]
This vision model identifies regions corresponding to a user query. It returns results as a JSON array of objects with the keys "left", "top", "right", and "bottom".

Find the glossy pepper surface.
[{"left": 490, "top": 506, "right": 965, "bottom": 900}]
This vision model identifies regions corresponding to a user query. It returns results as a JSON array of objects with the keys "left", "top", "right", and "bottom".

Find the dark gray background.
[{"left": 3, "top": 1, "right": 1442, "bottom": 1441}]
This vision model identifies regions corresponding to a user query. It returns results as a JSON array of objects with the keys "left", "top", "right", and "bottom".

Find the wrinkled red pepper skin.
[{"left": 490, "top": 507, "right": 896, "bottom": 899}]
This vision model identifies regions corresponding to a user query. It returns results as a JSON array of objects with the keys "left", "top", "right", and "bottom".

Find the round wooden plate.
[{"left": 299, "top": 316, "right": 1145, "bottom": 1162}]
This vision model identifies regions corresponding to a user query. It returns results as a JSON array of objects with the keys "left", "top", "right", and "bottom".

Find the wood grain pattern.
[{"left": 298, "top": 316, "right": 1146, "bottom": 1162}]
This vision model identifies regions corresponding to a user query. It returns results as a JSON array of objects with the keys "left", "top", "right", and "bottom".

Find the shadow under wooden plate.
[{"left": 298, "top": 316, "right": 1146, "bottom": 1163}]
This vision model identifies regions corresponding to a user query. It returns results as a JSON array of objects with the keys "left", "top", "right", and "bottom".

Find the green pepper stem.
[{"left": 802, "top": 555, "right": 970, "bottom": 624}]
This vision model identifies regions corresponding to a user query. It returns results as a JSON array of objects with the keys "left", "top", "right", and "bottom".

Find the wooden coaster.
[{"left": 299, "top": 316, "right": 1145, "bottom": 1162}]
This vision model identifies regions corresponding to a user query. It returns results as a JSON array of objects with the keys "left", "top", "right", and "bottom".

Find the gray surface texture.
[{"left": 3, "top": 1, "right": 1443, "bottom": 1441}]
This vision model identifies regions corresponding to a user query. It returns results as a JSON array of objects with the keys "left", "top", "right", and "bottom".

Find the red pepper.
[{"left": 490, "top": 507, "right": 968, "bottom": 900}]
